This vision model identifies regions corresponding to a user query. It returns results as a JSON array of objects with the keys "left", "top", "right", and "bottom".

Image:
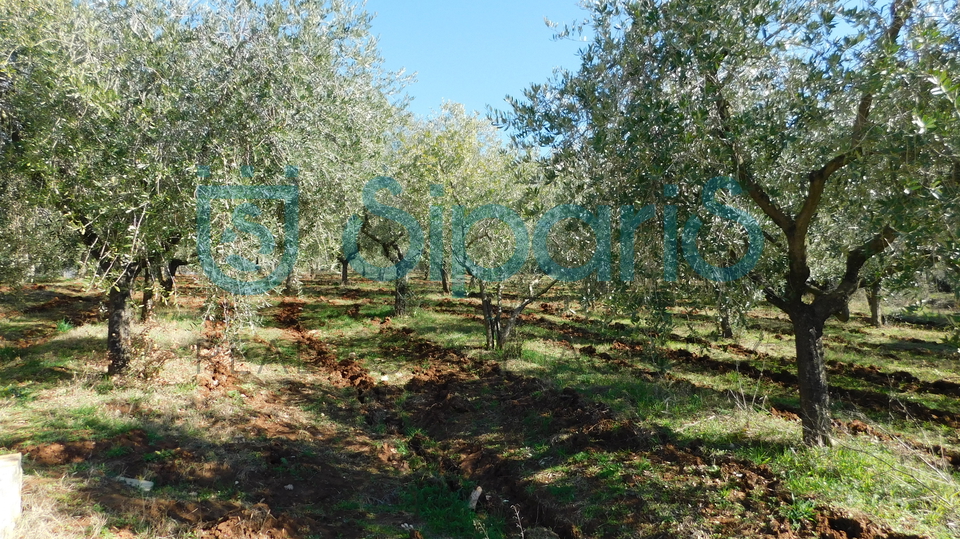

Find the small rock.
[
  {"left": 116, "top": 477, "right": 153, "bottom": 492},
  {"left": 284, "top": 484, "right": 294, "bottom": 491},
  {"left": 467, "top": 486, "right": 482, "bottom": 510}
]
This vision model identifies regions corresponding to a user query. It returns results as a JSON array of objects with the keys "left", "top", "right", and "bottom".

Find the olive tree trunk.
[
  {"left": 477, "top": 277, "right": 556, "bottom": 351},
  {"left": 867, "top": 281, "right": 883, "bottom": 327},
  {"left": 791, "top": 307, "right": 832, "bottom": 446},
  {"left": 394, "top": 273, "right": 410, "bottom": 316},
  {"left": 719, "top": 311, "right": 734, "bottom": 339},
  {"left": 107, "top": 270, "right": 139, "bottom": 375},
  {"left": 140, "top": 266, "right": 154, "bottom": 322},
  {"left": 339, "top": 256, "right": 349, "bottom": 286},
  {"left": 440, "top": 264, "right": 451, "bottom": 295}
]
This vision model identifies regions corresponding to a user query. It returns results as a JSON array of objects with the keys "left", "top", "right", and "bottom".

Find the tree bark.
[
  {"left": 339, "top": 256, "right": 349, "bottom": 286},
  {"left": 477, "top": 278, "right": 555, "bottom": 351},
  {"left": 160, "top": 258, "right": 187, "bottom": 294},
  {"left": 107, "top": 271, "right": 138, "bottom": 375},
  {"left": 140, "top": 267, "right": 154, "bottom": 322},
  {"left": 394, "top": 273, "right": 410, "bottom": 316},
  {"left": 440, "top": 265, "right": 451, "bottom": 295},
  {"left": 498, "top": 311, "right": 519, "bottom": 348},
  {"left": 478, "top": 279, "right": 500, "bottom": 349},
  {"left": 792, "top": 307, "right": 832, "bottom": 446},
  {"left": 283, "top": 271, "right": 299, "bottom": 296},
  {"left": 867, "top": 281, "right": 883, "bottom": 327},
  {"left": 719, "top": 311, "right": 734, "bottom": 339}
]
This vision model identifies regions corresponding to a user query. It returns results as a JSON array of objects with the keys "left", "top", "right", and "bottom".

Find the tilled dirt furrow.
[
  {"left": 503, "top": 308, "right": 960, "bottom": 404},
  {"left": 653, "top": 348, "right": 960, "bottom": 431},
  {"left": 363, "top": 321, "right": 926, "bottom": 538},
  {"left": 710, "top": 340, "right": 960, "bottom": 401},
  {"left": 578, "top": 341, "right": 960, "bottom": 476}
]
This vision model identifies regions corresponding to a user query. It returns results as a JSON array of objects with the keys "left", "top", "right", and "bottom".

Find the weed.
[
  {"left": 781, "top": 497, "right": 817, "bottom": 527},
  {"left": 56, "top": 319, "right": 74, "bottom": 333},
  {"left": 143, "top": 449, "right": 176, "bottom": 462},
  {"left": 104, "top": 445, "right": 131, "bottom": 458},
  {"left": 395, "top": 477, "right": 506, "bottom": 538},
  {"left": 3, "top": 276, "right": 959, "bottom": 539},
  {"left": 743, "top": 444, "right": 774, "bottom": 466}
]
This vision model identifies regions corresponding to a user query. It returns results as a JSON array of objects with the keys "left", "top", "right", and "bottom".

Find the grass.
[
  {"left": 55, "top": 319, "right": 73, "bottom": 333},
  {"left": 0, "top": 275, "right": 958, "bottom": 538},
  {"left": 391, "top": 477, "right": 507, "bottom": 539},
  {"left": 774, "top": 439, "right": 959, "bottom": 536}
]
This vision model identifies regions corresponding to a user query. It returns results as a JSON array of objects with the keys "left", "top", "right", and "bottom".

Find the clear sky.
[{"left": 363, "top": 0, "right": 590, "bottom": 120}]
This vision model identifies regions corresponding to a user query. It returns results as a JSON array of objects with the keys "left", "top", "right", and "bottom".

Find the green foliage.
[
  {"left": 142, "top": 449, "right": 175, "bottom": 463},
  {"left": 396, "top": 476, "right": 506, "bottom": 539},
  {"left": 502, "top": 0, "right": 960, "bottom": 446},
  {"left": 0, "top": 0, "right": 397, "bottom": 285},
  {"left": 944, "top": 315, "right": 960, "bottom": 353},
  {"left": 502, "top": 0, "right": 960, "bottom": 310},
  {"left": 0, "top": 347, "right": 18, "bottom": 362},
  {"left": 0, "top": 0, "right": 407, "bottom": 370},
  {"left": 781, "top": 497, "right": 817, "bottom": 527}
]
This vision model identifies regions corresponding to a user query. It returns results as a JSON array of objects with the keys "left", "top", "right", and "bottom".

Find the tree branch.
[
  {"left": 708, "top": 69, "right": 793, "bottom": 233},
  {"left": 748, "top": 272, "right": 791, "bottom": 313},
  {"left": 842, "top": 226, "right": 899, "bottom": 288},
  {"left": 813, "top": 225, "right": 899, "bottom": 321},
  {"left": 795, "top": 0, "right": 914, "bottom": 241},
  {"left": 763, "top": 287, "right": 791, "bottom": 313}
]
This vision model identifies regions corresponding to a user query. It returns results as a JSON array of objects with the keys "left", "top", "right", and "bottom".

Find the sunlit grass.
[{"left": 0, "top": 275, "right": 957, "bottom": 538}]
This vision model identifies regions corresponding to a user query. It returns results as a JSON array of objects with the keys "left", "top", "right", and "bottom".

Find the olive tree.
[
  {"left": 503, "top": 0, "right": 960, "bottom": 445},
  {"left": 1, "top": 0, "right": 403, "bottom": 373}
]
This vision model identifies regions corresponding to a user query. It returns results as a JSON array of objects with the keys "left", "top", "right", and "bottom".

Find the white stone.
[
  {"left": 467, "top": 485, "right": 482, "bottom": 510},
  {"left": 116, "top": 477, "right": 153, "bottom": 492},
  {"left": 0, "top": 453, "right": 22, "bottom": 539}
]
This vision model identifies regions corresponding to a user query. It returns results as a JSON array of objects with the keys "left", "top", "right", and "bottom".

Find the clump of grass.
[
  {"left": 13, "top": 471, "right": 109, "bottom": 539},
  {"left": 393, "top": 475, "right": 507, "bottom": 539},
  {"left": 773, "top": 437, "right": 960, "bottom": 538},
  {"left": 142, "top": 449, "right": 176, "bottom": 463},
  {"left": 781, "top": 496, "right": 817, "bottom": 527},
  {"left": 55, "top": 319, "right": 73, "bottom": 333},
  {"left": 0, "top": 347, "right": 19, "bottom": 362}
]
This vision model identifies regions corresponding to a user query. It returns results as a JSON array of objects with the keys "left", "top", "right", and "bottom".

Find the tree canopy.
[
  {"left": 502, "top": 0, "right": 960, "bottom": 444},
  {"left": 0, "top": 0, "right": 405, "bottom": 372}
]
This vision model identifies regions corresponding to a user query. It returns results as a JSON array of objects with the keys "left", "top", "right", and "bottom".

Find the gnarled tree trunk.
[
  {"left": 107, "top": 269, "right": 139, "bottom": 375},
  {"left": 867, "top": 281, "right": 883, "bottom": 327},
  {"left": 477, "top": 277, "right": 556, "bottom": 351},
  {"left": 339, "top": 256, "right": 349, "bottom": 286},
  {"left": 719, "top": 311, "right": 734, "bottom": 339},
  {"left": 159, "top": 258, "right": 187, "bottom": 294},
  {"left": 791, "top": 307, "right": 832, "bottom": 446},
  {"left": 140, "top": 266, "right": 154, "bottom": 322},
  {"left": 283, "top": 271, "right": 300, "bottom": 296},
  {"left": 394, "top": 273, "right": 410, "bottom": 316},
  {"left": 440, "top": 264, "right": 451, "bottom": 295}
]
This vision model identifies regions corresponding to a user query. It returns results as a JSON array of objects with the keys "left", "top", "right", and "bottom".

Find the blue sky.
[{"left": 363, "top": 0, "right": 590, "bottom": 119}]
